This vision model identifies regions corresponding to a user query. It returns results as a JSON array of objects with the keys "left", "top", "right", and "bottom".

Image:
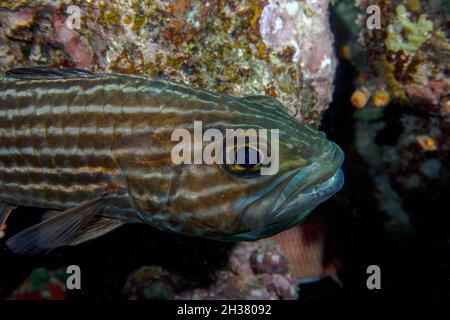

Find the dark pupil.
[{"left": 235, "top": 147, "right": 261, "bottom": 169}]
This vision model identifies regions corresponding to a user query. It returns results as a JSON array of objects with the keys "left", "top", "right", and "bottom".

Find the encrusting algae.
[
  {"left": 0, "top": 0, "right": 338, "bottom": 126},
  {"left": 385, "top": 4, "right": 433, "bottom": 54},
  {"left": 334, "top": 0, "right": 449, "bottom": 111}
]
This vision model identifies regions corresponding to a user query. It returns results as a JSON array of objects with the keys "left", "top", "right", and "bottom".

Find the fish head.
[
  {"left": 115, "top": 92, "right": 344, "bottom": 240},
  {"left": 200, "top": 96, "right": 345, "bottom": 240}
]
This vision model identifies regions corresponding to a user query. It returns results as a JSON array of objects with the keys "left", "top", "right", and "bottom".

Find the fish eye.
[{"left": 224, "top": 145, "right": 263, "bottom": 177}]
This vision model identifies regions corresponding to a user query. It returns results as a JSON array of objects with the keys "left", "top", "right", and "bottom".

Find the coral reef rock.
[
  {"left": 335, "top": 0, "right": 449, "bottom": 113},
  {"left": 123, "top": 240, "right": 299, "bottom": 300},
  {"left": 0, "top": 0, "right": 337, "bottom": 125},
  {"left": 8, "top": 267, "right": 68, "bottom": 300}
]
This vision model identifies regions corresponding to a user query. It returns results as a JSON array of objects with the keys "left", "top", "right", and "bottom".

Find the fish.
[
  {"left": 0, "top": 67, "right": 344, "bottom": 255},
  {"left": 271, "top": 214, "right": 343, "bottom": 286}
]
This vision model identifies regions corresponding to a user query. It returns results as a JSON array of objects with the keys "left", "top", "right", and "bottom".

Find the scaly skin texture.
[{"left": 0, "top": 69, "right": 344, "bottom": 240}]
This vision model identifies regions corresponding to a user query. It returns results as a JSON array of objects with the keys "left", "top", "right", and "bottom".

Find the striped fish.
[{"left": 0, "top": 67, "right": 344, "bottom": 255}]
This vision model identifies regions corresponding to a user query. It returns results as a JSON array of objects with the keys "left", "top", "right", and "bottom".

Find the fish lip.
[
  {"left": 232, "top": 169, "right": 344, "bottom": 241},
  {"left": 280, "top": 168, "right": 344, "bottom": 213},
  {"left": 271, "top": 141, "right": 344, "bottom": 216},
  {"left": 248, "top": 169, "right": 344, "bottom": 239}
]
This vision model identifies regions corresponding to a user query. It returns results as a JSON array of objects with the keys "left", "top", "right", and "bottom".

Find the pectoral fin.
[
  {"left": 7, "top": 193, "right": 111, "bottom": 255},
  {"left": 40, "top": 209, "right": 125, "bottom": 246},
  {"left": 41, "top": 210, "right": 63, "bottom": 221},
  {"left": 65, "top": 216, "right": 125, "bottom": 246},
  {"left": 0, "top": 202, "right": 16, "bottom": 239}
]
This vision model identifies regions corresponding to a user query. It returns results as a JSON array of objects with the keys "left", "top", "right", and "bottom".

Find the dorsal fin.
[
  {"left": 5, "top": 67, "right": 98, "bottom": 80},
  {"left": 243, "top": 95, "right": 288, "bottom": 114}
]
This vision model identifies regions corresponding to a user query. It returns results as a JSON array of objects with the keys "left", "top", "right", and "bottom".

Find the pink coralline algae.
[
  {"left": 48, "top": 14, "right": 94, "bottom": 69},
  {"left": 122, "top": 240, "right": 299, "bottom": 300},
  {"left": 249, "top": 241, "right": 289, "bottom": 274},
  {"left": 260, "top": 0, "right": 336, "bottom": 121}
]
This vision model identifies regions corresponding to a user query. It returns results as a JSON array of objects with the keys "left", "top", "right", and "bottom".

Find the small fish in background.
[
  {"left": 0, "top": 67, "right": 344, "bottom": 255},
  {"left": 271, "top": 214, "right": 343, "bottom": 287}
]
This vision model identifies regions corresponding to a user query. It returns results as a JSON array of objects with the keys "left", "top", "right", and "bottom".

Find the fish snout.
[{"left": 249, "top": 141, "right": 344, "bottom": 238}]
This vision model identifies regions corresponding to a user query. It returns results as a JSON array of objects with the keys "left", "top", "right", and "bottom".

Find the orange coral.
[
  {"left": 351, "top": 88, "right": 370, "bottom": 109},
  {"left": 169, "top": 0, "right": 190, "bottom": 15},
  {"left": 372, "top": 89, "right": 390, "bottom": 108},
  {"left": 266, "top": 86, "right": 277, "bottom": 97},
  {"left": 416, "top": 135, "right": 437, "bottom": 152}
]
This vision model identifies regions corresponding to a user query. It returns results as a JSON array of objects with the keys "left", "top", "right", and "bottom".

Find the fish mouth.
[
  {"left": 272, "top": 143, "right": 344, "bottom": 216},
  {"left": 235, "top": 141, "right": 344, "bottom": 240},
  {"left": 253, "top": 169, "right": 343, "bottom": 239},
  {"left": 272, "top": 168, "right": 344, "bottom": 222}
]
